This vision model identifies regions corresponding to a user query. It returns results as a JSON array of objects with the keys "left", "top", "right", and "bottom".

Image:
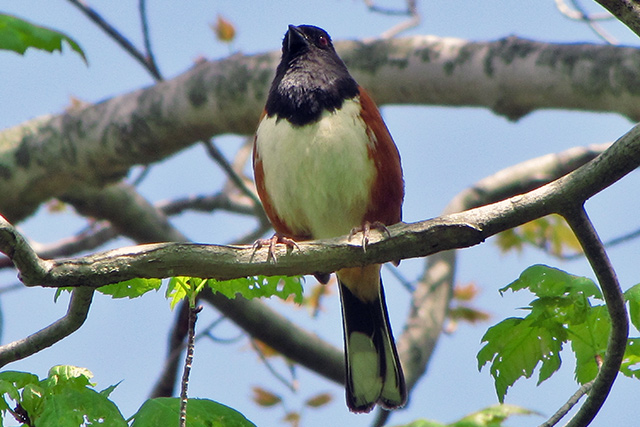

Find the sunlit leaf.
[
  {"left": 98, "top": 278, "right": 162, "bottom": 299},
  {"left": 495, "top": 215, "right": 581, "bottom": 257},
  {"left": 391, "top": 404, "right": 538, "bottom": 427},
  {"left": 501, "top": 264, "right": 602, "bottom": 300},
  {"left": 166, "top": 276, "right": 191, "bottom": 309},
  {"left": 208, "top": 276, "right": 303, "bottom": 303}
]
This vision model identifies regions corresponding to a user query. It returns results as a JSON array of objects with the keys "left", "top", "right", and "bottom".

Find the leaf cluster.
[
  {"left": 0, "top": 365, "right": 256, "bottom": 427},
  {"left": 0, "top": 365, "right": 125, "bottom": 427},
  {"left": 478, "top": 265, "right": 640, "bottom": 402}
]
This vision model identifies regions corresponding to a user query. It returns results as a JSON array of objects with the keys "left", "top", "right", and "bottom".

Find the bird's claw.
[
  {"left": 348, "top": 221, "right": 390, "bottom": 252},
  {"left": 253, "top": 234, "right": 299, "bottom": 262}
]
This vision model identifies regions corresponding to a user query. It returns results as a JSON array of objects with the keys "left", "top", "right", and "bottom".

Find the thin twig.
[
  {"left": 201, "top": 139, "right": 262, "bottom": 208},
  {"left": 560, "top": 207, "right": 629, "bottom": 427},
  {"left": 539, "top": 379, "right": 595, "bottom": 427},
  {"left": 138, "top": 0, "right": 162, "bottom": 81},
  {"left": 66, "top": 0, "right": 162, "bottom": 80},
  {"left": 364, "top": 0, "right": 421, "bottom": 39},
  {"left": 250, "top": 340, "right": 297, "bottom": 393},
  {"left": 179, "top": 304, "right": 201, "bottom": 427},
  {"left": 150, "top": 309, "right": 240, "bottom": 398},
  {"left": 555, "top": 0, "right": 617, "bottom": 44}
]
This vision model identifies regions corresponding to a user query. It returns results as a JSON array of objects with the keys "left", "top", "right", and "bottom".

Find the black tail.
[{"left": 338, "top": 279, "right": 406, "bottom": 413}]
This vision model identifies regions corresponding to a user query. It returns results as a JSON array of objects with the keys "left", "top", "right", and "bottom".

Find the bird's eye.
[{"left": 318, "top": 35, "right": 329, "bottom": 47}]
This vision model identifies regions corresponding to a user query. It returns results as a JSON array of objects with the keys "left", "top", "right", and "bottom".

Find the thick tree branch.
[
  {"left": 0, "top": 287, "right": 94, "bottom": 368},
  {"left": 595, "top": 0, "right": 640, "bottom": 39},
  {"left": 2, "top": 36, "right": 640, "bottom": 222}
]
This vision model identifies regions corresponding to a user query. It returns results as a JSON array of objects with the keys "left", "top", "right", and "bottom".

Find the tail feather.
[{"left": 338, "top": 278, "right": 406, "bottom": 413}]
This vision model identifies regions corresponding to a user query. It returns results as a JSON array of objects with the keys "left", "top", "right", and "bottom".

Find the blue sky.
[{"left": 1, "top": 1, "right": 639, "bottom": 426}]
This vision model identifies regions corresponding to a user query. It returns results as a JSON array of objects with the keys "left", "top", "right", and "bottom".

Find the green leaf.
[
  {"left": 53, "top": 287, "right": 73, "bottom": 302},
  {"left": 99, "top": 278, "right": 162, "bottom": 299},
  {"left": 131, "top": 397, "right": 256, "bottom": 427},
  {"left": 48, "top": 365, "right": 93, "bottom": 384},
  {"left": 501, "top": 264, "right": 601, "bottom": 300},
  {"left": 0, "top": 371, "right": 39, "bottom": 388},
  {"left": 478, "top": 316, "right": 565, "bottom": 402},
  {"left": 620, "top": 338, "right": 640, "bottom": 380},
  {"left": 625, "top": 283, "right": 640, "bottom": 332},
  {"left": 20, "top": 383, "right": 44, "bottom": 418},
  {"left": 100, "top": 381, "right": 122, "bottom": 398},
  {"left": 569, "top": 305, "right": 610, "bottom": 384},
  {"left": 166, "top": 276, "right": 204, "bottom": 309},
  {"left": 208, "top": 276, "right": 303, "bottom": 303},
  {"left": 34, "top": 387, "right": 127, "bottom": 427},
  {"left": 0, "top": 14, "right": 86, "bottom": 62}
]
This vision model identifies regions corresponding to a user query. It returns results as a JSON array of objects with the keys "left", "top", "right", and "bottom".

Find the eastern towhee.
[{"left": 253, "top": 24, "right": 406, "bottom": 413}]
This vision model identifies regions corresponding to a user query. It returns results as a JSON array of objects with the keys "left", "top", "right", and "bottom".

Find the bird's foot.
[
  {"left": 253, "top": 233, "right": 299, "bottom": 262},
  {"left": 348, "top": 221, "right": 390, "bottom": 252}
]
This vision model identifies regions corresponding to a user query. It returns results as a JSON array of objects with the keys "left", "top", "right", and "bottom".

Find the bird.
[{"left": 252, "top": 24, "right": 406, "bottom": 413}]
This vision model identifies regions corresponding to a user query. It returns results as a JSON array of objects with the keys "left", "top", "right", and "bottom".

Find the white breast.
[{"left": 255, "top": 98, "right": 376, "bottom": 239}]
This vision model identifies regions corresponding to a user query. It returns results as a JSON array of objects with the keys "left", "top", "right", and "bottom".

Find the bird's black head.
[
  {"left": 265, "top": 25, "right": 359, "bottom": 126},
  {"left": 283, "top": 25, "right": 335, "bottom": 60}
]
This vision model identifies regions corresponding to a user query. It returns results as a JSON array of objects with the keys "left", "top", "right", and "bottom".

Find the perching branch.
[{"left": 0, "top": 121, "right": 637, "bottom": 288}]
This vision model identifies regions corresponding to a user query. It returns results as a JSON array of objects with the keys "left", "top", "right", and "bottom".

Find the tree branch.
[
  {"left": 0, "top": 287, "right": 94, "bottom": 368},
  {"left": 3, "top": 36, "right": 640, "bottom": 222},
  {"left": 594, "top": 0, "right": 640, "bottom": 40},
  {"left": 539, "top": 379, "right": 595, "bottom": 427},
  {"left": 137, "top": 0, "right": 162, "bottom": 80},
  {"left": 66, "top": 0, "right": 162, "bottom": 80},
  {"left": 561, "top": 207, "right": 629, "bottom": 427}
]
